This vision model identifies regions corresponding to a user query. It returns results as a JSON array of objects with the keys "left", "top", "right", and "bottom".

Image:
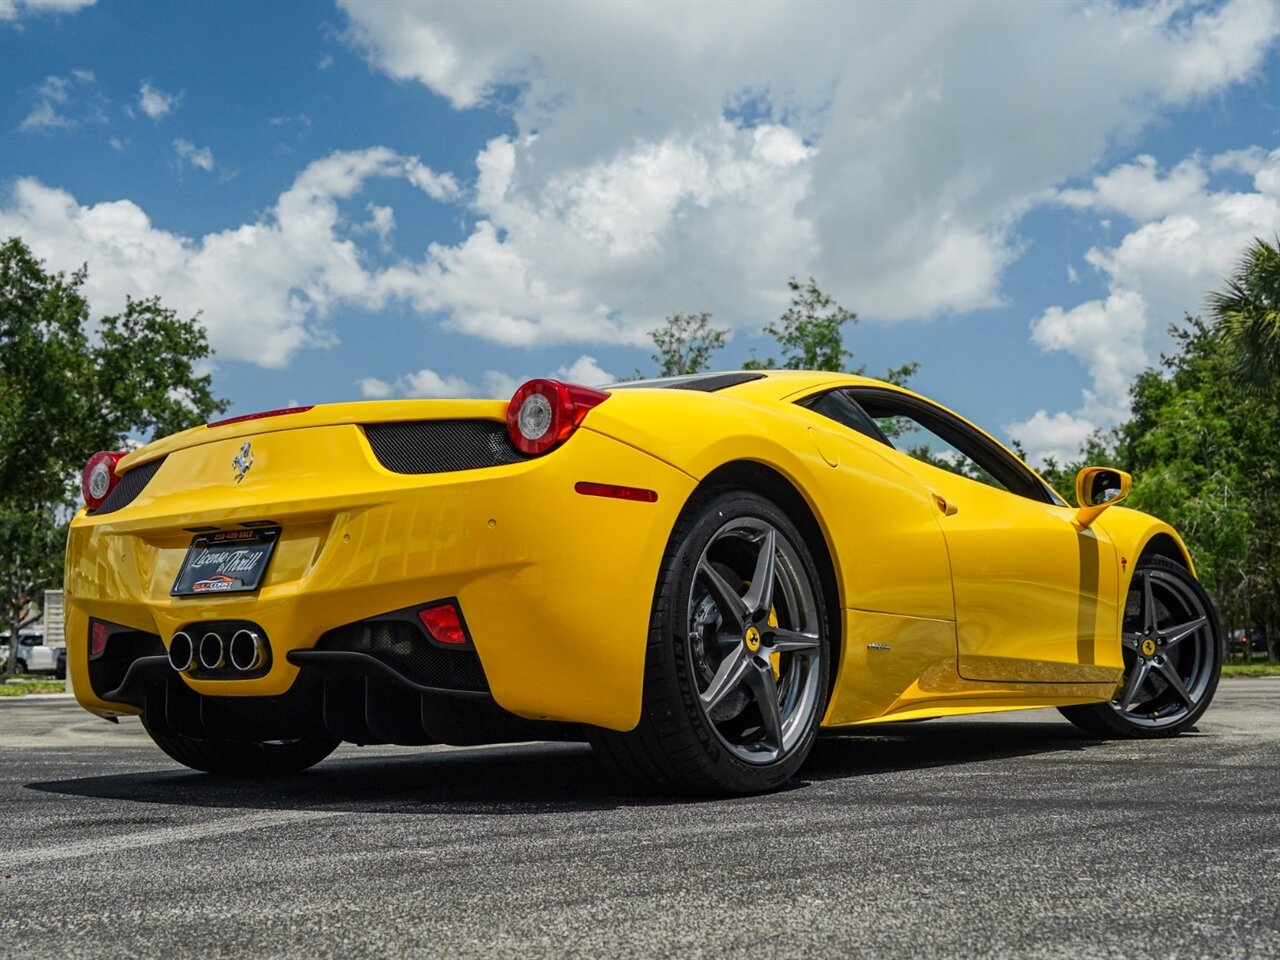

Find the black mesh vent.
[
  {"left": 666, "top": 372, "right": 765, "bottom": 391},
  {"left": 607, "top": 371, "right": 766, "bottom": 392},
  {"left": 364, "top": 421, "right": 529, "bottom": 475},
  {"left": 316, "top": 620, "right": 489, "bottom": 692},
  {"left": 89, "top": 457, "right": 165, "bottom": 516}
]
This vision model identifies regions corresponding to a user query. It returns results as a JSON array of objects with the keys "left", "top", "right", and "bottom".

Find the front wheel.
[
  {"left": 1060, "top": 556, "right": 1221, "bottom": 738},
  {"left": 142, "top": 721, "right": 339, "bottom": 775},
  {"left": 591, "top": 490, "right": 831, "bottom": 795}
]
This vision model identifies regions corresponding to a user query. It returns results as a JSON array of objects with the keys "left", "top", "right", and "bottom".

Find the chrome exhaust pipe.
[
  {"left": 228, "top": 629, "right": 264, "bottom": 672},
  {"left": 198, "top": 632, "right": 225, "bottom": 670},
  {"left": 168, "top": 631, "right": 196, "bottom": 673}
]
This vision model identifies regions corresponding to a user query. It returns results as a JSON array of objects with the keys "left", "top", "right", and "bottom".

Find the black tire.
[
  {"left": 15, "top": 659, "right": 27, "bottom": 676},
  {"left": 1060, "top": 555, "right": 1222, "bottom": 739},
  {"left": 590, "top": 489, "right": 831, "bottom": 795},
  {"left": 142, "top": 721, "right": 339, "bottom": 775}
]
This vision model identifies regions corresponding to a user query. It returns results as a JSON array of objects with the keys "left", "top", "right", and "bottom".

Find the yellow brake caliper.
[{"left": 768, "top": 607, "right": 781, "bottom": 680}]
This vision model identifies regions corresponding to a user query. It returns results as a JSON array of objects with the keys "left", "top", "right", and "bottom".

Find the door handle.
[{"left": 933, "top": 494, "right": 959, "bottom": 517}]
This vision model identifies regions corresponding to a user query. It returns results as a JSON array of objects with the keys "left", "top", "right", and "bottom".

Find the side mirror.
[{"left": 1074, "top": 466, "right": 1131, "bottom": 527}]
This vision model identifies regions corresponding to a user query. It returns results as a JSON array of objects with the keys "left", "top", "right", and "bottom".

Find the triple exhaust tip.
[{"left": 168, "top": 629, "right": 264, "bottom": 673}]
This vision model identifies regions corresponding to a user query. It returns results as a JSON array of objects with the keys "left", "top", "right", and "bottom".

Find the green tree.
[
  {"left": 1, "top": 237, "right": 227, "bottom": 675},
  {"left": 1118, "top": 315, "right": 1279, "bottom": 650},
  {"left": 745, "top": 275, "right": 854, "bottom": 371},
  {"left": 744, "top": 275, "right": 920, "bottom": 388},
  {"left": 1209, "top": 235, "right": 1280, "bottom": 397},
  {"left": 649, "top": 311, "right": 728, "bottom": 376}
]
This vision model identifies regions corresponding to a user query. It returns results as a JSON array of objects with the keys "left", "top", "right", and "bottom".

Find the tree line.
[
  {"left": 1, "top": 237, "right": 225, "bottom": 675},
  {"left": 1034, "top": 238, "right": 1279, "bottom": 656}
]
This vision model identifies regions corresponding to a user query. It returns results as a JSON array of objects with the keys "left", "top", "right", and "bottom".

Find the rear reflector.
[
  {"left": 207, "top": 406, "right": 314, "bottom": 428},
  {"left": 574, "top": 481, "right": 659, "bottom": 503},
  {"left": 89, "top": 620, "right": 109, "bottom": 659},
  {"left": 418, "top": 603, "right": 469, "bottom": 646}
]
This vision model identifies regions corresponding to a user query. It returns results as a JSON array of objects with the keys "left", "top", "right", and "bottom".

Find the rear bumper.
[{"left": 66, "top": 426, "right": 696, "bottom": 731}]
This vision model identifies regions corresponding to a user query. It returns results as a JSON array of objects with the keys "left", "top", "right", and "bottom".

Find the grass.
[
  {"left": 1221, "top": 662, "right": 1280, "bottom": 678},
  {"left": 0, "top": 678, "right": 66, "bottom": 696}
]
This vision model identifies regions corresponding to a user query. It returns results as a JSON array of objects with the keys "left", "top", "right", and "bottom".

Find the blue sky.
[{"left": 1, "top": 0, "right": 1276, "bottom": 464}]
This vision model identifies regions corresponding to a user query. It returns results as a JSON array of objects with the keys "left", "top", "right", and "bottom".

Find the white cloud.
[
  {"left": 0, "top": 147, "right": 461, "bottom": 368},
  {"left": 1008, "top": 410, "right": 1099, "bottom": 469},
  {"left": 1008, "top": 147, "right": 1280, "bottom": 466},
  {"left": 556, "top": 354, "right": 614, "bottom": 386},
  {"left": 1028, "top": 290, "right": 1149, "bottom": 423},
  {"left": 401, "top": 368, "right": 474, "bottom": 398},
  {"left": 337, "top": 0, "right": 1278, "bottom": 345},
  {"left": 173, "top": 138, "right": 214, "bottom": 172},
  {"left": 1, "top": 0, "right": 96, "bottom": 22},
  {"left": 354, "top": 203, "right": 395, "bottom": 249},
  {"left": 20, "top": 72, "right": 98, "bottom": 131},
  {"left": 480, "top": 369, "right": 520, "bottom": 399},
  {"left": 356, "top": 367, "right": 520, "bottom": 400},
  {"left": 357, "top": 377, "right": 393, "bottom": 399},
  {"left": 138, "top": 82, "right": 178, "bottom": 120},
  {"left": 1055, "top": 155, "right": 1210, "bottom": 222}
]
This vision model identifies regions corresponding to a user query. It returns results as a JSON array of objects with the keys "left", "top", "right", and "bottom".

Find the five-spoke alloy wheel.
[
  {"left": 1061, "top": 555, "right": 1221, "bottom": 738},
  {"left": 590, "top": 490, "right": 831, "bottom": 794}
]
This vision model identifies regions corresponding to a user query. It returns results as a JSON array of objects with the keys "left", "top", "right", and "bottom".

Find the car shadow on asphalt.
[
  {"left": 804, "top": 719, "right": 1103, "bottom": 782},
  {"left": 26, "top": 718, "right": 1108, "bottom": 814}
]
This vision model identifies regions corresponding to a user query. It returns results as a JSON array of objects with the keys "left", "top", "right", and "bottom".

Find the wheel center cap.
[
  {"left": 744, "top": 626, "right": 763, "bottom": 653},
  {"left": 1141, "top": 637, "right": 1157, "bottom": 657}
]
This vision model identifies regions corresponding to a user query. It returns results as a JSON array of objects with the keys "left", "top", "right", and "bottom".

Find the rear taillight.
[
  {"left": 82, "top": 451, "right": 126, "bottom": 510},
  {"left": 505, "top": 379, "right": 609, "bottom": 455}
]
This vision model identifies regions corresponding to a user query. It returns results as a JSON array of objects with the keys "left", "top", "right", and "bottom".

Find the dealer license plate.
[{"left": 171, "top": 527, "right": 280, "bottom": 597}]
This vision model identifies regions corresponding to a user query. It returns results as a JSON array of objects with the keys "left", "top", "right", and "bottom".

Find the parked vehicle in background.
[
  {"left": 0, "top": 632, "right": 59, "bottom": 674},
  {"left": 1228, "top": 628, "right": 1272, "bottom": 661}
]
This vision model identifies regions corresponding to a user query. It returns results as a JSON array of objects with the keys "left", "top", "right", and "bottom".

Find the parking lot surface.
[{"left": 1, "top": 680, "right": 1277, "bottom": 959}]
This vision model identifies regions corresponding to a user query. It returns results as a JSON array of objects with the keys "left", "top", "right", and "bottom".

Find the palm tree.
[{"left": 1209, "top": 236, "right": 1280, "bottom": 396}]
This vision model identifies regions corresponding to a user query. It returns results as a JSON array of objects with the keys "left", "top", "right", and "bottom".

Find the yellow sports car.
[{"left": 65, "top": 371, "right": 1222, "bottom": 794}]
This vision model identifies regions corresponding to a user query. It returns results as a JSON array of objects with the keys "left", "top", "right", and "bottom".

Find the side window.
[
  {"left": 802, "top": 390, "right": 891, "bottom": 447},
  {"left": 881, "top": 414, "right": 1009, "bottom": 493},
  {"left": 850, "top": 389, "right": 1056, "bottom": 504}
]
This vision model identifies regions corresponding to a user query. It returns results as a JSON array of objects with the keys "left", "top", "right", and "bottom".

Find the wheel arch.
[
  {"left": 686, "top": 460, "right": 844, "bottom": 687},
  {"left": 1137, "top": 531, "right": 1195, "bottom": 573}
]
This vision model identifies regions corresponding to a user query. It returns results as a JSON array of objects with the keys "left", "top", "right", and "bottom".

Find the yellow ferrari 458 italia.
[{"left": 65, "top": 371, "right": 1222, "bottom": 794}]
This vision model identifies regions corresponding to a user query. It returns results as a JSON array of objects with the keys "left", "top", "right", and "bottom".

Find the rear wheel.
[
  {"left": 1060, "top": 556, "right": 1221, "bottom": 738},
  {"left": 142, "top": 721, "right": 339, "bottom": 775},
  {"left": 591, "top": 490, "right": 831, "bottom": 795}
]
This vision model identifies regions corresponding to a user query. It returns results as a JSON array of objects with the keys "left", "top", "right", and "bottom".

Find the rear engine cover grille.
[
  {"left": 90, "top": 457, "right": 165, "bottom": 515},
  {"left": 364, "top": 421, "right": 529, "bottom": 474},
  {"left": 316, "top": 620, "right": 489, "bottom": 692}
]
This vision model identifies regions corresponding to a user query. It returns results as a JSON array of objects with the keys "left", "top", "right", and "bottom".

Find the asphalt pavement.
[{"left": 1, "top": 680, "right": 1277, "bottom": 959}]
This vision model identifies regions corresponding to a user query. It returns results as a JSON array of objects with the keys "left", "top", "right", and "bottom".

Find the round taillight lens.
[
  {"left": 82, "top": 451, "right": 126, "bottom": 510},
  {"left": 506, "top": 379, "right": 609, "bottom": 455}
]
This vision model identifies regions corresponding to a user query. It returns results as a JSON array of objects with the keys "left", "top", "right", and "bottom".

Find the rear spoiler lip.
[{"left": 117, "top": 398, "right": 510, "bottom": 473}]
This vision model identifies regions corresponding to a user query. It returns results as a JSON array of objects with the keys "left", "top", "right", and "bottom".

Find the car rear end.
[{"left": 66, "top": 387, "right": 697, "bottom": 747}]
